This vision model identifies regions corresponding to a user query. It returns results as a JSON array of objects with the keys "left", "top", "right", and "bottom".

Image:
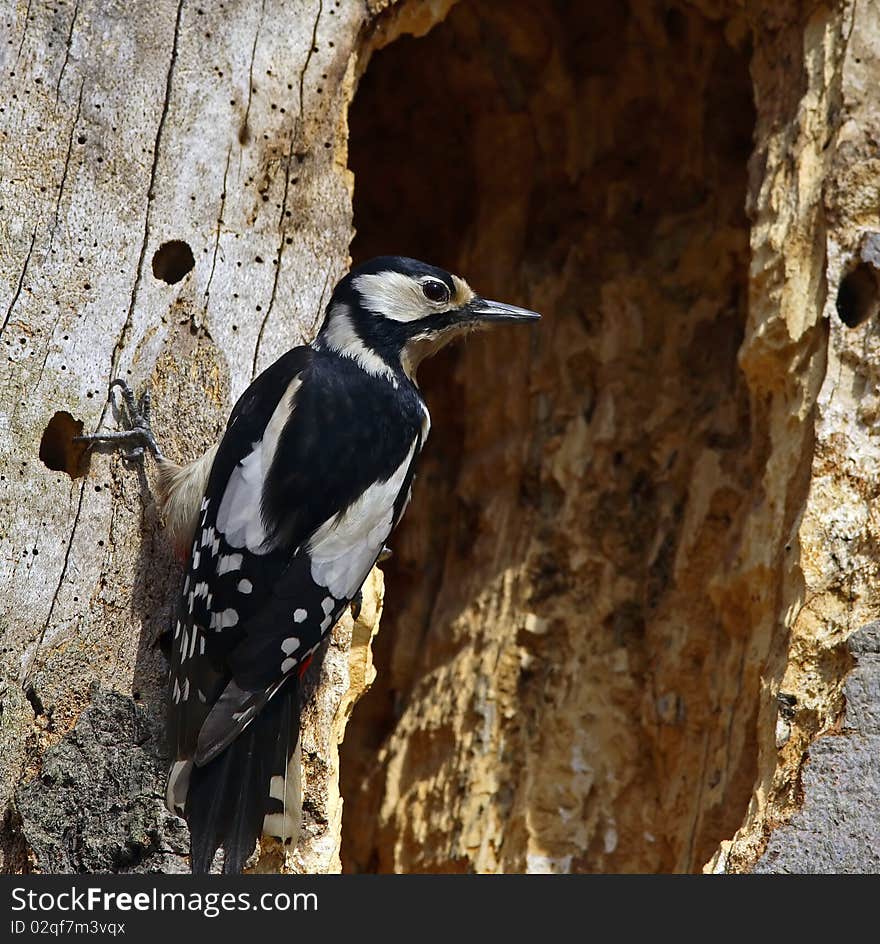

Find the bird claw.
[
  {"left": 350, "top": 590, "right": 363, "bottom": 621},
  {"left": 75, "top": 378, "right": 164, "bottom": 462},
  {"left": 377, "top": 545, "right": 393, "bottom": 563}
]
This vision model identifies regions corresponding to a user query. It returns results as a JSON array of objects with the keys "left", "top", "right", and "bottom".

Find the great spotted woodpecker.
[{"left": 79, "top": 256, "right": 539, "bottom": 873}]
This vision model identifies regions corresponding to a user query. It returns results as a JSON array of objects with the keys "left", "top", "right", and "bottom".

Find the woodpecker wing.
[
  {"left": 166, "top": 345, "right": 313, "bottom": 777},
  {"left": 165, "top": 347, "right": 424, "bottom": 852}
]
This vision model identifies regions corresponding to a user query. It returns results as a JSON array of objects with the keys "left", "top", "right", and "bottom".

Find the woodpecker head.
[{"left": 315, "top": 256, "right": 540, "bottom": 379}]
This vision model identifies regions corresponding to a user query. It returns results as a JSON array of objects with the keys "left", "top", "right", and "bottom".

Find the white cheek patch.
[
  {"left": 216, "top": 376, "right": 302, "bottom": 553},
  {"left": 353, "top": 271, "right": 476, "bottom": 324},
  {"left": 353, "top": 271, "right": 435, "bottom": 322},
  {"left": 307, "top": 439, "right": 418, "bottom": 599}
]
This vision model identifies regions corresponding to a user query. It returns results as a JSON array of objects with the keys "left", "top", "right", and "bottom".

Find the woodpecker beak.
[{"left": 465, "top": 298, "right": 541, "bottom": 325}]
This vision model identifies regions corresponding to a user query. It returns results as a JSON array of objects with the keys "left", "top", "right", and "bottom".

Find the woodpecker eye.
[{"left": 422, "top": 279, "right": 450, "bottom": 304}]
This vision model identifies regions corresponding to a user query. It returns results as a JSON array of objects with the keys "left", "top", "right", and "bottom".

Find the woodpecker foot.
[
  {"left": 76, "top": 378, "right": 165, "bottom": 462},
  {"left": 350, "top": 590, "right": 363, "bottom": 621},
  {"left": 377, "top": 545, "right": 393, "bottom": 563}
]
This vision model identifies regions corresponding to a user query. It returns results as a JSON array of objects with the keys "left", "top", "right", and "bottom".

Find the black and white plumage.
[{"left": 80, "top": 256, "right": 539, "bottom": 873}]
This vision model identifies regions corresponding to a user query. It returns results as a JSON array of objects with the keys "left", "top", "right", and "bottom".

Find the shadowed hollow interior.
[{"left": 341, "top": 0, "right": 757, "bottom": 872}]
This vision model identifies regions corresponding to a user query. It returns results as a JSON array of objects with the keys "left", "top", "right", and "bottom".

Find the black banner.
[{"left": 0, "top": 873, "right": 859, "bottom": 942}]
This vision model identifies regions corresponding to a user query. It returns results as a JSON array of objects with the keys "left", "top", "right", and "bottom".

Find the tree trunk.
[
  {"left": 1, "top": 0, "right": 878, "bottom": 875},
  {"left": 0, "top": 0, "right": 410, "bottom": 873}
]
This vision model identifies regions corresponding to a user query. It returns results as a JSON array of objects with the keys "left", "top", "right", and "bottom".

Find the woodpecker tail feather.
[{"left": 183, "top": 676, "right": 302, "bottom": 874}]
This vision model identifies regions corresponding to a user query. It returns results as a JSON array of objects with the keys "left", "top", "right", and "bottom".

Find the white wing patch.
[
  {"left": 307, "top": 439, "right": 417, "bottom": 599},
  {"left": 216, "top": 376, "right": 302, "bottom": 553}
]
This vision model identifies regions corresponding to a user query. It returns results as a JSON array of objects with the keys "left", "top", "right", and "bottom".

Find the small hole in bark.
[
  {"left": 151, "top": 240, "right": 195, "bottom": 284},
  {"left": 39, "top": 411, "right": 87, "bottom": 478},
  {"left": 25, "top": 685, "right": 44, "bottom": 716},
  {"left": 836, "top": 263, "right": 879, "bottom": 327}
]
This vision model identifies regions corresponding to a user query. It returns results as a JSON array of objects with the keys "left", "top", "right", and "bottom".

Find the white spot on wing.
[
  {"left": 281, "top": 656, "right": 297, "bottom": 674},
  {"left": 238, "top": 578, "right": 253, "bottom": 594},
  {"left": 209, "top": 608, "right": 239, "bottom": 630},
  {"left": 307, "top": 439, "right": 418, "bottom": 598},
  {"left": 281, "top": 636, "right": 300, "bottom": 655},
  {"left": 294, "top": 608, "right": 307, "bottom": 623},
  {"left": 217, "top": 553, "right": 243, "bottom": 575}
]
